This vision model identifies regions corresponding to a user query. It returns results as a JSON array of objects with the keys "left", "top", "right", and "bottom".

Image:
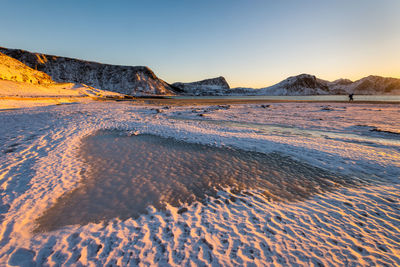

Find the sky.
[{"left": 1, "top": 0, "right": 400, "bottom": 88}]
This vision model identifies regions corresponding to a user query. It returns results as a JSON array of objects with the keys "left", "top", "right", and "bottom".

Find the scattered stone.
[
  {"left": 321, "top": 106, "right": 333, "bottom": 111},
  {"left": 177, "top": 207, "right": 188, "bottom": 214},
  {"left": 217, "top": 105, "right": 231, "bottom": 110}
]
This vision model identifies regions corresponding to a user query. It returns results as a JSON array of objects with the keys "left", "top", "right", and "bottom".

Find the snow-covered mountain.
[
  {"left": 171, "top": 76, "right": 230, "bottom": 96},
  {"left": 176, "top": 74, "right": 400, "bottom": 96},
  {"left": 257, "top": 74, "right": 330, "bottom": 95},
  {"left": 0, "top": 47, "right": 176, "bottom": 96},
  {"left": 334, "top": 75, "right": 400, "bottom": 95},
  {"left": 231, "top": 74, "right": 400, "bottom": 96}
]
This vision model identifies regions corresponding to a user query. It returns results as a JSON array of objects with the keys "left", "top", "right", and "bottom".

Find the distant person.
[{"left": 348, "top": 93, "right": 354, "bottom": 102}]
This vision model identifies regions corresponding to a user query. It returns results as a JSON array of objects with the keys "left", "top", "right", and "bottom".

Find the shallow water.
[{"left": 36, "top": 131, "right": 356, "bottom": 232}]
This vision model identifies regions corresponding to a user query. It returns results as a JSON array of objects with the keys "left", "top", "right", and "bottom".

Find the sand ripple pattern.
[{"left": 19, "top": 186, "right": 400, "bottom": 266}]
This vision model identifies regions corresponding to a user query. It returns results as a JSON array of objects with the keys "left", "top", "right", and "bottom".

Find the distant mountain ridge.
[
  {"left": 0, "top": 47, "right": 176, "bottom": 96},
  {"left": 230, "top": 74, "right": 400, "bottom": 96},
  {"left": 328, "top": 75, "right": 400, "bottom": 95}
]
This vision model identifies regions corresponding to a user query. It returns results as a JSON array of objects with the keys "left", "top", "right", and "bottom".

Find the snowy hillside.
[
  {"left": 0, "top": 52, "right": 54, "bottom": 85},
  {"left": 0, "top": 47, "right": 176, "bottom": 96},
  {"left": 172, "top": 76, "right": 230, "bottom": 95}
]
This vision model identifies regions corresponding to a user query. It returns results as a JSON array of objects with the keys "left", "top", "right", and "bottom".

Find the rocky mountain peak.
[
  {"left": 257, "top": 73, "right": 330, "bottom": 95},
  {"left": 330, "top": 78, "right": 353, "bottom": 85},
  {"left": 283, "top": 74, "right": 328, "bottom": 90}
]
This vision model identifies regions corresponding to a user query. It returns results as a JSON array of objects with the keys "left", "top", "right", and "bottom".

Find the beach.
[{"left": 0, "top": 100, "right": 399, "bottom": 265}]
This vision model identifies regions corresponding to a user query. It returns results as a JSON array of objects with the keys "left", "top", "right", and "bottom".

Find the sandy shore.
[{"left": 129, "top": 97, "right": 400, "bottom": 106}]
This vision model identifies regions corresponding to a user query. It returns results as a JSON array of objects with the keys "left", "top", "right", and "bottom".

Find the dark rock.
[{"left": 177, "top": 207, "right": 188, "bottom": 214}]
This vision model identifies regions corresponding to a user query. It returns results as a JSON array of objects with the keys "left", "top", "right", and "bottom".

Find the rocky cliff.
[
  {"left": 0, "top": 47, "right": 176, "bottom": 96},
  {"left": 172, "top": 76, "right": 230, "bottom": 96}
]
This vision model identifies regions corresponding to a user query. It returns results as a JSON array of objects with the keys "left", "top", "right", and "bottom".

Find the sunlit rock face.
[
  {"left": 35, "top": 130, "right": 354, "bottom": 232},
  {"left": 0, "top": 52, "right": 54, "bottom": 85},
  {"left": 172, "top": 76, "right": 231, "bottom": 96},
  {"left": 0, "top": 47, "right": 176, "bottom": 96}
]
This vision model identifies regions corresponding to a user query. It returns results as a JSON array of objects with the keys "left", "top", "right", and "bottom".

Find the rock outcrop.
[
  {"left": 172, "top": 76, "right": 230, "bottom": 95},
  {"left": 0, "top": 47, "right": 176, "bottom": 96}
]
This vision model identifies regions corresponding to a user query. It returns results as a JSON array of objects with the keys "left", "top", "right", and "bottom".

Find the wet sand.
[{"left": 128, "top": 97, "right": 400, "bottom": 106}]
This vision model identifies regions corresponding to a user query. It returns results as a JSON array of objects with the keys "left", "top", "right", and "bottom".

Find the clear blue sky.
[{"left": 1, "top": 0, "right": 400, "bottom": 87}]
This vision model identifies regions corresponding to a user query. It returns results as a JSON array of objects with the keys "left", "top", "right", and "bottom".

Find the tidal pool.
[{"left": 36, "top": 130, "right": 355, "bottom": 232}]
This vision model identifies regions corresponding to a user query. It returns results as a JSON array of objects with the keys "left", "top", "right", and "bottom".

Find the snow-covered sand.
[{"left": 0, "top": 101, "right": 399, "bottom": 266}]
